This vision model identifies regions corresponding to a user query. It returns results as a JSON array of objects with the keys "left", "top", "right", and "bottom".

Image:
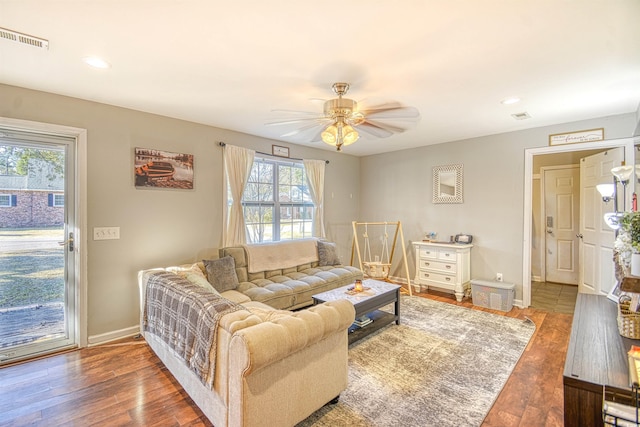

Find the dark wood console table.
[{"left": 563, "top": 293, "right": 639, "bottom": 426}]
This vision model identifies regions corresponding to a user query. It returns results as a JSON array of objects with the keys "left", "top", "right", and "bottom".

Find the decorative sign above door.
[{"left": 548, "top": 128, "right": 604, "bottom": 146}]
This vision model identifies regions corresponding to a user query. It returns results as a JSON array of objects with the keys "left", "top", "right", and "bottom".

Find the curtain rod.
[{"left": 218, "top": 142, "right": 329, "bottom": 164}]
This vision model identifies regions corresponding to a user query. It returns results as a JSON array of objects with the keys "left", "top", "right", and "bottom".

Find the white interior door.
[
  {"left": 579, "top": 148, "right": 624, "bottom": 295},
  {"left": 544, "top": 166, "right": 579, "bottom": 284}
]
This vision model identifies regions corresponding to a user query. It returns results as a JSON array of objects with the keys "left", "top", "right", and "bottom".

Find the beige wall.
[
  {"left": 359, "top": 114, "right": 637, "bottom": 301},
  {"left": 1, "top": 82, "right": 637, "bottom": 340},
  {"left": 0, "top": 84, "right": 360, "bottom": 341}
]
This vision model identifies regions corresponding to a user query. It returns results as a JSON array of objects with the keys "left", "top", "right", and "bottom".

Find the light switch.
[{"left": 94, "top": 227, "right": 120, "bottom": 240}]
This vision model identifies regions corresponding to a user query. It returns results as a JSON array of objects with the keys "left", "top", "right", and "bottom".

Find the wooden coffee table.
[{"left": 312, "top": 279, "right": 401, "bottom": 344}]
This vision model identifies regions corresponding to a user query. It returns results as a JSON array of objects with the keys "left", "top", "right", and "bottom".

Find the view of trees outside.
[
  {"left": 0, "top": 145, "right": 64, "bottom": 178},
  {"left": 242, "top": 158, "right": 313, "bottom": 243}
]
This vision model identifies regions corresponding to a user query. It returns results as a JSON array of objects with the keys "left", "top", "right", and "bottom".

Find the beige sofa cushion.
[
  {"left": 221, "top": 290, "right": 252, "bottom": 304},
  {"left": 220, "top": 244, "right": 362, "bottom": 310}
]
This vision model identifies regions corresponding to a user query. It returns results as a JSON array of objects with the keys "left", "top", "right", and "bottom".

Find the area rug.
[{"left": 297, "top": 296, "right": 535, "bottom": 427}]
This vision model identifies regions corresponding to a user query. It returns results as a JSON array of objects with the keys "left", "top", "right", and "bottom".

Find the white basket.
[
  {"left": 471, "top": 280, "right": 515, "bottom": 312},
  {"left": 363, "top": 261, "right": 390, "bottom": 279}
]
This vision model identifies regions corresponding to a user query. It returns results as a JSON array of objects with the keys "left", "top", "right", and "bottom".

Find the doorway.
[
  {"left": 522, "top": 137, "right": 637, "bottom": 308},
  {"left": 0, "top": 118, "right": 87, "bottom": 365},
  {"left": 541, "top": 165, "right": 580, "bottom": 285}
]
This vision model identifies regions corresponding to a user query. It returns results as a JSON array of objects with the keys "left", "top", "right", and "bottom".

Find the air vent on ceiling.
[
  {"left": 0, "top": 27, "right": 49, "bottom": 50},
  {"left": 511, "top": 112, "right": 531, "bottom": 120}
]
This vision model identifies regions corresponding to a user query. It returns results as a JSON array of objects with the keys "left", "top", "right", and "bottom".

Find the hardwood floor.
[{"left": 0, "top": 289, "right": 572, "bottom": 426}]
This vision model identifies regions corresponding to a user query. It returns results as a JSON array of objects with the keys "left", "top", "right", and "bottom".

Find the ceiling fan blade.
[
  {"left": 360, "top": 105, "right": 420, "bottom": 119},
  {"left": 266, "top": 116, "right": 330, "bottom": 127},
  {"left": 356, "top": 122, "right": 395, "bottom": 138},
  {"left": 358, "top": 119, "right": 410, "bottom": 136},
  {"left": 358, "top": 100, "right": 403, "bottom": 110},
  {"left": 309, "top": 127, "right": 325, "bottom": 143},
  {"left": 280, "top": 121, "right": 328, "bottom": 137},
  {"left": 270, "top": 108, "right": 324, "bottom": 116}
]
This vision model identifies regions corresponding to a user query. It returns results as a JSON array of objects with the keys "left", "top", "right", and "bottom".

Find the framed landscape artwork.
[{"left": 134, "top": 147, "right": 194, "bottom": 189}]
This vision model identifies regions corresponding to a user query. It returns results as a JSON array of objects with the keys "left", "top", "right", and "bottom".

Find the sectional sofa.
[{"left": 138, "top": 239, "right": 361, "bottom": 426}]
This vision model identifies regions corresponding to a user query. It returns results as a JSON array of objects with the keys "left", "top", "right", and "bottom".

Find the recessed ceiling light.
[
  {"left": 83, "top": 56, "right": 111, "bottom": 69},
  {"left": 501, "top": 97, "right": 521, "bottom": 105}
]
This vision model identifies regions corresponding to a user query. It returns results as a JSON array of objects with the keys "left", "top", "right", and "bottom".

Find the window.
[
  {"left": 0, "top": 194, "right": 16, "bottom": 207},
  {"left": 53, "top": 194, "right": 64, "bottom": 207},
  {"left": 48, "top": 193, "right": 64, "bottom": 207},
  {"left": 242, "top": 157, "right": 313, "bottom": 243}
]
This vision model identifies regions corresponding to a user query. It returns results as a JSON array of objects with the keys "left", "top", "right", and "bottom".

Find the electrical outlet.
[
  {"left": 94, "top": 226, "right": 120, "bottom": 240},
  {"left": 496, "top": 273, "right": 503, "bottom": 282}
]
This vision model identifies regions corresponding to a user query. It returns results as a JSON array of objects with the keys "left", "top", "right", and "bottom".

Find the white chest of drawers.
[{"left": 412, "top": 241, "right": 473, "bottom": 302}]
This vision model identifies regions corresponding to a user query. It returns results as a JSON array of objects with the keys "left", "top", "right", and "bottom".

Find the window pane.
[
  {"left": 281, "top": 218, "right": 313, "bottom": 240},
  {"left": 278, "top": 184, "right": 290, "bottom": 202},
  {"left": 244, "top": 183, "right": 259, "bottom": 201},
  {"left": 304, "top": 205, "right": 313, "bottom": 219},
  {"left": 278, "top": 165, "right": 291, "bottom": 185},
  {"left": 291, "top": 166, "right": 304, "bottom": 186},
  {"left": 249, "top": 164, "right": 259, "bottom": 182},
  {"left": 0, "top": 195, "right": 10, "bottom": 207},
  {"left": 244, "top": 205, "right": 260, "bottom": 225},
  {"left": 258, "top": 162, "right": 273, "bottom": 183},
  {"left": 244, "top": 205, "right": 274, "bottom": 243},
  {"left": 258, "top": 183, "right": 273, "bottom": 201},
  {"left": 291, "top": 186, "right": 303, "bottom": 202}
]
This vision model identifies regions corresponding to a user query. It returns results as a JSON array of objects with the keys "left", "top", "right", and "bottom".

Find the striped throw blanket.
[{"left": 143, "top": 271, "right": 245, "bottom": 389}]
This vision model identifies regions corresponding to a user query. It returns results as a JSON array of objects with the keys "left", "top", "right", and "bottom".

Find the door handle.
[
  {"left": 58, "top": 232, "right": 74, "bottom": 252},
  {"left": 547, "top": 229, "right": 553, "bottom": 234},
  {"left": 576, "top": 234, "right": 583, "bottom": 239}
]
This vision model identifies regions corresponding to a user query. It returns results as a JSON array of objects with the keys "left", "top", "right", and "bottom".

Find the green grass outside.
[{"left": 0, "top": 228, "right": 64, "bottom": 308}]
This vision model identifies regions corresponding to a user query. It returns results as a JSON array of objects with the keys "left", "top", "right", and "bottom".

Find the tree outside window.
[{"left": 242, "top": 157, "right": 313, "bottom": 243}]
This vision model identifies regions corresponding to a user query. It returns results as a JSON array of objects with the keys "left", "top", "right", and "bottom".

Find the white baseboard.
[
  {"left": 531, "top": 275, "right": 542, "bottom": 282},
  {"left": 88, "top": 325, "right": 140, "bottom": 347}
]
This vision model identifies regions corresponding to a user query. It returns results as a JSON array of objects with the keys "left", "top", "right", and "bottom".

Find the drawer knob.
[
  {"left": 425, "top": 262, "right": 430, "bottom": 266},
  {"left": 446, "top": 265, "right": 451, "bottom": 269},
  {"left": 445, "top": 277, "right": 451, "bottom": 281}
]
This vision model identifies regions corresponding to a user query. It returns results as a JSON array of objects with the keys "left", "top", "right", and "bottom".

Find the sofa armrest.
[{"left": 229, "top": 299, "right": 355, "bottom": 373}]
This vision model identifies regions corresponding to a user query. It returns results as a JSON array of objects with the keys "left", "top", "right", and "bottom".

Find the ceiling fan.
[{"left": 268, "top": 82, "right": 420, "bottom": 152}]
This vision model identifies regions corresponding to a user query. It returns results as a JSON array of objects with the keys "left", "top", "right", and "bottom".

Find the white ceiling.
[{"left": 1, "top": 1, "right": 639, "bottom": 156}]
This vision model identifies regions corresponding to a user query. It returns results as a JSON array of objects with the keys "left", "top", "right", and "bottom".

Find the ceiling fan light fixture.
[
  {"left": 342, "top": 125, "right": 359, "bottom": 145},
  {"left": 321, "top": 125, "right": 338, "bottom": 145},
  {"left": 268, "top": 82, "right": 419, "bottom": 152},
  {"left": 321, "top": 122, "right": 359, "bottom": 150}
]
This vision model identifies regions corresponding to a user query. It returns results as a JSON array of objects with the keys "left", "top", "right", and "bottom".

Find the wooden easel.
[{"left": 350, "top": 221, "right": 412, "bottom": 296}]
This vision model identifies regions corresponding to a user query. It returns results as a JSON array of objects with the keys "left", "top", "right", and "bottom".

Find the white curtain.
[
  {"left": 303, "top": 159, "right": 326, "bottom": 238},
  {"left": 223, "top": 144, "right": 255, "bottom": 246}
]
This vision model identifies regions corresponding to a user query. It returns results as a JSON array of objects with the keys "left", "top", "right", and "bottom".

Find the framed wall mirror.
[{"left": 433, "top": 164, "right": 463, "bottom": 204}]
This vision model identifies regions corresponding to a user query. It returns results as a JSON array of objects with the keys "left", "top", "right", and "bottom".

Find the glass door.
[{"left": 0, "top": 129, "right": 77, "bottom": 364}]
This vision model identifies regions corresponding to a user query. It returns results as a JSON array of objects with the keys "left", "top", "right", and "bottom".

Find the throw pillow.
[
  {"left": 317, "top": 241, "right": 341, "bottom": 266},
  {"left": 179, "top": 271, "right": 220, "bottom": 295},
  {"left": 203, "top": 256, "right": 240, "bottom": 293}
]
